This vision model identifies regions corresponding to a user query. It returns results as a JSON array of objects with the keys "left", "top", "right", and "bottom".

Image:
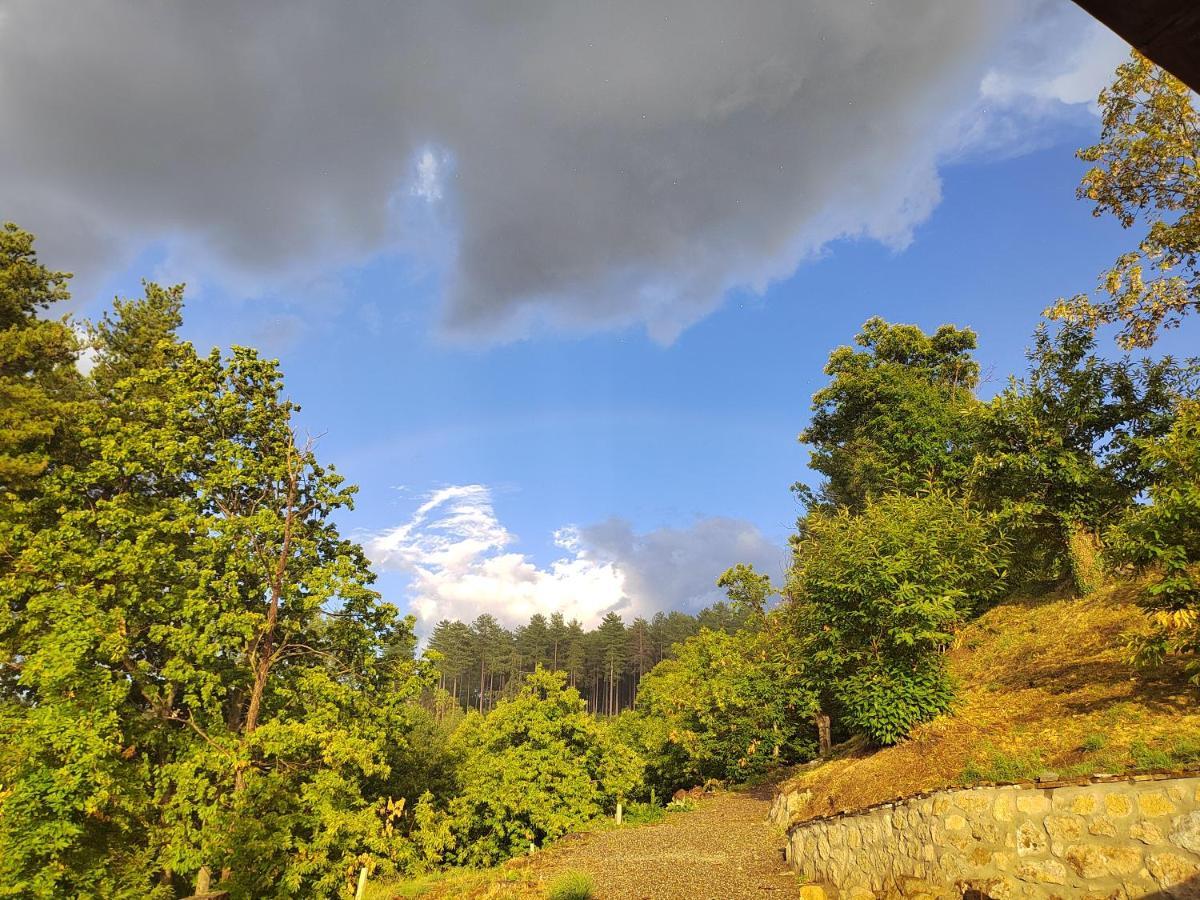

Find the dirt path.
[{"left": 531, "top": 787, "right": 799, "bottom": 899}]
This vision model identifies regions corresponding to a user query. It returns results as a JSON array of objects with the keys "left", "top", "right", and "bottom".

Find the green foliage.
[
  {"left": 620, "top": 800, "right": 665, "bottom": 826},
  {"left": 545, "top": 870, "right": 595, "bottom": 900},
  {"left": 631, "top": 626, "right": 815, "bottom": 790},
  {"left": 664, "top": 797, "right": 696, "bottom": 813},
  {"left": 717, "top": 563, "right": 773, "bottom": 619},
  {"left": 787, "top": 491, "right": 1009, "bottom": 745},
  {"left": 0, "top": 269, "right": 430, "bottom": 897},
  {"left": 799, "top": 317, "right": 980, "bottom": 510},
  {"left": 1081, "top": 732, "right": 1108, "bottom": 753},
  {"left": 1048, "top": 52, "right": 1200, "bottom": 349},
  {"left": 1108, "top": 398, "right": 1200, "bottom": 681},
  {"left": 969, "top": 320, "right": 1195, "bottom": 591},
  {"left": 420, "top": 669, "right": 643, "bottom": 867},
  {"left": 833, "top": 658, "right": 955, "bottom": 747},
  {"left": 0, "top": 223, "right": 80, "bottom": 494}
]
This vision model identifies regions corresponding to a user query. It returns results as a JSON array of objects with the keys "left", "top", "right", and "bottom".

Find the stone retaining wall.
[{"left": 772, "top": 773, "right": 1200, "bottom": 898}]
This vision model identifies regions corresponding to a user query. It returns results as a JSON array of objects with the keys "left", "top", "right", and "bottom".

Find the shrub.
[
  {"left": 631, "top": 626, "right": 816, "bottom": 790},
  {"left": 546, "top": 870, "right": 595, "bottom": 900},
  {"left": 788, "top": 490, "right": 1009, "bottom": 745},
  {"left": 621, "top": 801, "right": 665, "bottom": 826},
  {"left": 420, "top": 669, "right": 643, "bottom": 866},
  {"left": 1108, "top": 399, "right": 1200, "bottom": 682}
]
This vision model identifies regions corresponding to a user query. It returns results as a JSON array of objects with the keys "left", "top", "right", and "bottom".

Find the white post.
[{"left": 355, "top": 866, "right": 369, "bottom": 900}]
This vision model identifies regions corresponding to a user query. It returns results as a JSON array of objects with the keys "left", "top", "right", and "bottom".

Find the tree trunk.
[{"left": 815, "top": 710, "right": 832, "bottom": 756}]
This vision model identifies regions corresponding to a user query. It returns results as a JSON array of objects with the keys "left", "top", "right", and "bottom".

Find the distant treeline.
[{"left": 426, "top": 604, "right": 752, "bottom": 715}]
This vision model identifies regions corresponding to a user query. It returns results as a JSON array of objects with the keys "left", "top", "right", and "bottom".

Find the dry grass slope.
[{"left": 777, "top": 582, "right": 1200, "bottom": 822}]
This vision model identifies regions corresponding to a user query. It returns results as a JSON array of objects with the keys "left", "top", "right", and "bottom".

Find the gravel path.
[{"left": 534, "top": 788, "right": 799, "bottom": 899}]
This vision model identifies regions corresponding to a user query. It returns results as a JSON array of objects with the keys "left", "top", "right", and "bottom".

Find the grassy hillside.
[{"left": 776, "top": 581, "right": 1200, "bottom": 822}]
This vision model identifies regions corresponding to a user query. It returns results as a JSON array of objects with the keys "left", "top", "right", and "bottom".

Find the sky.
[{"left": 3, "top": 0, "right": 1195, "bottom": 633}]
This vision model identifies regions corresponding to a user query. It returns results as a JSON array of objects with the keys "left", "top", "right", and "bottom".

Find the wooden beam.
[{"left": 1070, "top": 0, "right": 1200, "bottom": 94}]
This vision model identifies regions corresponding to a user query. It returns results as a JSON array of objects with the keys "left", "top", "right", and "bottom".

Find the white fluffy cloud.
[
  {"left": 365, "top": 485, "right": 784, "bottom": 629},
  {"left": 947, "top": 3, "right": 1130, "bottom": 160}
]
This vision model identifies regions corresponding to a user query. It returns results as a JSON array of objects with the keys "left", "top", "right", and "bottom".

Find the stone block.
[
  {"left": 1137, "top": 790, "right": 1176, "bottom": 817},
  {"left": 1016, "top": 793, "right": 1050, "bottom": 815},
  {"left": 994, "top": 796, "right": 1016, "bottom": 823},
  {"left": 798, "top": 885, "right": 828, "bottom": 900},
  {"left": 1016, "top": 859, "right": 1069, "bottom": 885},
  {"left": 1070, "top": 794, "right": 1098, "bottom": 815},
  {"left": 1044, "top": 814, "right": 1083, "bottom": 842},
  {"left": 1088, "top": 815, "right": 1117, "bottom": 837},
  {"left": 1100, "top": 845, "right": 1144, "bottom": 876},
  {"left": 1065, "top": 844, "right": 1108, "bottom": 879},
  {"left": 1104, "top": 794, "right": 1133, "bottom": 818},
  {"left": 1170, "top": 810, "right": 1200, "bottom": 854},
  {"left": 1146, "top": 852, "right": 1200, "bottom": 895},
  {"left": 1016, "top": 821, "right": 1048, "bottom": 857},
  {"left": 959, "top": 794, "right": 991, "bottom": 814},
  {"left": 946, "top": 814, "right": 968, "bottom": 831},
  {"left": 1130, "top": 820, "right": 1164, "bottom": 844}
]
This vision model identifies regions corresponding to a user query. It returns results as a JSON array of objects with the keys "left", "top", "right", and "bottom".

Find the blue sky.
[{"left": 5, "top": 1, "right": 1193, "bottom": 631}]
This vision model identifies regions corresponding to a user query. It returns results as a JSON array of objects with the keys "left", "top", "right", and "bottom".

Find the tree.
[
  {"left": 800, "top": 317, "right": 979, "bottom": 510},
  {"left": 632, "top": 627, "right": 815, "bottom": 790},
  {"left": 785, "top": 491, "right": 1009, "bottom": 745},
  {"left": 1108, "top": 399, "right": 1200, "bottom": 682},
  {"left": 597, "top": 612, "right": 627, "bottom": 715},
  {"left": 716, "top": 564, "right": 774, "bottom": 620},
  {"left": 0, "top": 282, "right": 427, "bottom": 898},
  {"left": 970, "top": 321, "right": 1198, "bottom": 592},
  {"left": 1048, "top": 52, "right": 1200, "bottom": 348},
  {"left": 0, "top": 224, "right": 80, "bottom": 495},
  {"left": 423, "top": 669, "right": 642, "bottom": 865}
]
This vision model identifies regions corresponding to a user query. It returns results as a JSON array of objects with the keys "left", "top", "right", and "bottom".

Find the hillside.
[{"left": 774, "top": 581, "right": 1200, "bottom": 824}]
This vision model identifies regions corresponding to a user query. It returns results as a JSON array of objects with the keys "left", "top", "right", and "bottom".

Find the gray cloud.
[
  {"left": 2, "top": 1, "right": 1028, "bottom": 339},
  {"left": 575, "top": 516, "right": 786, "bottom": 616}
]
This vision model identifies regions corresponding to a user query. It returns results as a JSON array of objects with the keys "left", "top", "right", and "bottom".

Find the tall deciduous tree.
[
  {"left": 970, "top": 321, "right": 1197, "bottom": 592},
  {"left": 0, "top": 278, "right": 427, "bottom": 898},
  {"left": 799, "top": 317, "right": 979, "bottom": 510},
  {"left": 1048, "top": 52, "right": 1200, "bottom": 348}
]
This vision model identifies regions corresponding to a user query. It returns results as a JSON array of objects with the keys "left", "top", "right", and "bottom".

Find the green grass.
[
  {"left": 622, "top": 800, "right": 665, "bottom": 825},
  {"left": 545, "top": 870, "right": 594, "bottom": 900},
  {"left": 960, "top": 746, "right": 1045, "bottom": 785},
  {"left": 665, "top": 797, "right": 697, "bottom": 813},
  {"left": 362, "top": 865, "right": 530, "bottom": 899}
]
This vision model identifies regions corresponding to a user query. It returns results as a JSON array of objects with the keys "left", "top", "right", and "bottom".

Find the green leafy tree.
[
  {"left": 1049, "top": 52, "right": 1200, "bottom": 349},
  {"left": 1108, "top": 399, "right": 1200, "bottom": 681},
  {"left": 716, "top": 563, "right": 774, "bottom": 620},
  {"left": 0, "top": 223, "right": 80, "bottom": 494},
  {"left": 632, "top": 627, "right": 815, "bottom": 789},
  {"left": 0, "top": 281, "right": 427, "bottom": 898},
  {"left": 970, "top": 321, "right": 1197, "bottom": 592},
  {"left": 800, "top": 317, "right": 980, "bottom": 510},
  {"left": 786, "top": 491, "right": 1009, "bottom": 745},
  {"left": 426, "top": 669, "right": 642, "bottom": 865}
]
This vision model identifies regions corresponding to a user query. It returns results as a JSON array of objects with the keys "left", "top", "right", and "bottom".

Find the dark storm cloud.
[{"left": 0, "top": 0, "right": 1013, "bottom": 339}]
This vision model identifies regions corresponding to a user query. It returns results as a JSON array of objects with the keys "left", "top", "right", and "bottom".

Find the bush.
[
  {"left": 418, "top": 669, "right": 643, "bottom": 866},
  {"left": 630, "top": 626, "right": 816, "bottom": 791},
  {"left": 1108, "top": 399, "right": 1200, "bottom": 681},
  {"left": 546, "top": 870, "right": 595, "bottom": 900},
  {"left": 788, "top": 490, "right": 1009, "bottom": 745},
  {"left": 834, "top": 657, "right": 954, "bottom": 746}
]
